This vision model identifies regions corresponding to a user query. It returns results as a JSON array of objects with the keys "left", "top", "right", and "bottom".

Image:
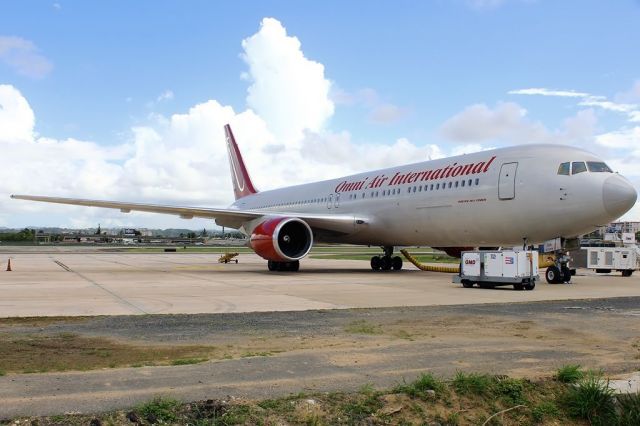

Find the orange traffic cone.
[{"left": 6, "top": 258, "right": 11, "bottom": 271}]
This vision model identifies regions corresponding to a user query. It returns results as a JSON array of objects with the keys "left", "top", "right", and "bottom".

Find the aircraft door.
[{"left": 498, "top": 162, "right": 518, "bottom": 200}]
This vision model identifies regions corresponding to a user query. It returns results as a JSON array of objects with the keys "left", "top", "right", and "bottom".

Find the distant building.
[{"left": 607, "top": 221, "right": 640, "bottom": 235}]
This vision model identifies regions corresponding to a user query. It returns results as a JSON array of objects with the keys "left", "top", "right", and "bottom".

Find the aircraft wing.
[{"left": 10, "top": 195, "right": 363, "bottom": 234}]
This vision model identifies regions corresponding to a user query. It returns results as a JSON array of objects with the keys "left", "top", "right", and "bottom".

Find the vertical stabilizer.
[{"left": 224, "top": 124, "right": 258, "bottom": 200}]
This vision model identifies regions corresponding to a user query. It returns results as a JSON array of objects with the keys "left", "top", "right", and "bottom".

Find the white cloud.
[
  {"left": 510, "top": 86, "right": 640, "bottom": 122},
  {"left": 0, "top": 36, "right": 53, "bottom": 79},
  {"left": 370, "top": 103, "right": 408, "bottom": 124},
  {"left": 241, "top": 17, "right": 334, "bottom": 144},
  {"left": 331, "top": 87, "right": 408, "bottom": 124},
  {"left": 2, "top": 19, "right": 446, "bottom": 228},
  {"left": 595, "top": 127, "right": 640, "bottom": 149},
  {"left": 156, "top": 90, "right": 174, "bottom": 102},
  {"left": 440, "top": 102, "right": 548, "bottom": 143},
  {"left": 440, "top": 102, "right": 599, "bottom": 146},
  {"left": 508, "top": 88, "right": 590, "bottom": 98}
]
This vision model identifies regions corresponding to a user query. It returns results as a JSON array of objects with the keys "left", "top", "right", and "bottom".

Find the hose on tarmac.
[{"left": 400, "top": 249, "right": 460, "bottom": 273}]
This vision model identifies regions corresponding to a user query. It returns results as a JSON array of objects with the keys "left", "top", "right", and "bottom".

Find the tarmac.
[{"left": 1, "top": 247, "right": 639, "bottom": 317}]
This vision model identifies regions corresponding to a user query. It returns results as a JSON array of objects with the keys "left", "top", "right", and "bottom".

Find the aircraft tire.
[
  {"left": 561, "top": 265, "right": 572, "bottom": 283},
  {"left": 392, "top": 256, "right": 403, "bottom": 270},
  {"left": 545, "top": 266, "right": 561, "bottom": 284},
  {"left": 289, "top": 260, "right": 300, "bottom": 272},
  {"left": 381, "top": 256, "right": 392, "bottom": 271},
  {"left": 622, "top": 270, "right": 633, "bottom": 277},
  {"left": 524, "top": 281, "right": 535, "bottom": 290},
  {"left": 268, "top": 260, "right": 276, "bottom": 271},
  {"left": 370, "top": 256, "right": 381, "bottom": 270}
]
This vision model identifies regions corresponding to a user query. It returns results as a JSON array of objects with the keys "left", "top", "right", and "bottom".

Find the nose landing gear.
[{"left": 370, "top": 246, "right": 403, "bottom": 271}]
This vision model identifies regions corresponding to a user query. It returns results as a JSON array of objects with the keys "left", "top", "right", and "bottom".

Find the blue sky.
[{"left": 0, "top": 0, "right": 639, "bottom": 228}]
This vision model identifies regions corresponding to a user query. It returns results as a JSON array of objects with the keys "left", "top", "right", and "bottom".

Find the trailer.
[
  {"left": 584, "top": 246, "right": 638, "bottom": 277},
  {"left": 453, "top": 250, "right": 539, "bottom": 290}
]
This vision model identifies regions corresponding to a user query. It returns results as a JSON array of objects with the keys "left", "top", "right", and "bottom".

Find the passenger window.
[
  {"left": 572, "top": 162, "right": 587, "bottom": 174},
  {"left": 557, "top": 162, "right": 570, "bottom": 175},
  {"left": 461, "top": 180, "right": 465, "bottom": 187},
  {"left": 475, "top": 178, "right": 479, "bottom": 185},
  {"left": 455, "top": 181, "right": 459, "bottom": 188},
  {"left": 448, "top": 182, "right": 452, "bottom": 188},
  {"left": 587, "top": 161, "right": 613, "bottom": 173}
]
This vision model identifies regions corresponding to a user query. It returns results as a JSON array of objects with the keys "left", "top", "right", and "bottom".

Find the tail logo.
[{"left": 227, "top": 135, "right": 245, "bottom": 192}]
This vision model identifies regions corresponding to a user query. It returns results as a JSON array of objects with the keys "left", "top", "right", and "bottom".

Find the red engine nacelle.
[
  {"left": 250, "top": 217, "right": 313, "bottom": 262},
  {"left": 434, "top": 247, "right": 474, "bottom": 258}
]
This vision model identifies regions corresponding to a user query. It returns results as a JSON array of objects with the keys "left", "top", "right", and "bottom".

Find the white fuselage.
[{"left": 230, "top": 144, "right": 636, "bottom": 247}]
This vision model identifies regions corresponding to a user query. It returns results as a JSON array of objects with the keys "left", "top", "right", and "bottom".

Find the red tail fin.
[{"left": 225, "top": 124, "right": 258, "bottom": 200}]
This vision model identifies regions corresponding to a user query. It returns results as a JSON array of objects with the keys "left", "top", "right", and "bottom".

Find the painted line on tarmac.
[{"left": 52, "top": 257, "right": 148, "bottom": 314}]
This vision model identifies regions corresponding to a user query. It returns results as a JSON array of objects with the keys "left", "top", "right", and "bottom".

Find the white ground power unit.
[
  {"left": 453, "top": 250, "right": 539, "bottom": 290},
  {"left": 584, "top": 247, "right": 638, "bottom": 277}
]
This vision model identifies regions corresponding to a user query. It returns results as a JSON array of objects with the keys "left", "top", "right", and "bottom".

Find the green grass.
[
  {"left": 452, "top": 371, "right": 493, "bottom": 396},
  {"left": 556, "top": 364, "right": 584, "bottom": 384},
  {"left": 563, "top": 374, "right": 617, "bottom": 425},
  {"left": 344, "top": 319, "right": 383, "bottom": 335},
  {"left": 10, "top": 371, "right": 640, "bottom": 425},
  {"left": 617, "top": 392, "right": 640, "bottom": 426},
  {"left": 136, "top": 396, "right": 181, "bottom": 423},
  {"left": 171, "top": 357, "right": 208, "bottom": 366},
  {"left": 531, "top": 400, "right": 560, "bottom": 423},
  {"left": 394, "top": 373, "right": 446, "bottom": 399}
]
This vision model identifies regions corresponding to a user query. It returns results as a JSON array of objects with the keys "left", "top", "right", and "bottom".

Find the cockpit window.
[
  {"left": 557, "top": 162, "right": 570, "bottom": 175},
  {"left": 572, "top": 161, "right": 587, "bottom": 174},
  {"left": 587, "top": 161, "right": 613, "bottom": 173}
]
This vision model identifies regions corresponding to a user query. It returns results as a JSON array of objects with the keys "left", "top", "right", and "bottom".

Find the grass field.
[{"left": 10, "top": 368, "right": 639, "bottom": 425}]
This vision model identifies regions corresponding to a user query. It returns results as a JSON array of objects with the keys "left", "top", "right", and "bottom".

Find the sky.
[{"left": 0, "top": 0, "right": 639, "bottom": 230}]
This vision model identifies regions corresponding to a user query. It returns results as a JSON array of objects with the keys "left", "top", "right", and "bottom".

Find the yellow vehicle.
[{"left": 218, "top": 252, "right": 239, "bottom": 264}]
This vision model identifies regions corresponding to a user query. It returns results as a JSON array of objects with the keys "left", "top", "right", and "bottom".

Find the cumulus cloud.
[
  {"left": 241, "top": 18, "right": 334, "bottom": 144},
  {"left": 440, "top": 102, "right": 546, "bottom": 143},
  {"left": 595, "top": 127, "right": 640, "bottom": 149},
  {"left": 0, "top": 36, "right": 53, "bottom": 78},
  {"left": 440, "top": 102, "right": 600, "bottom": 146},
  {"left": 2, "top": 18, "right": 442, "bottom": 228}
]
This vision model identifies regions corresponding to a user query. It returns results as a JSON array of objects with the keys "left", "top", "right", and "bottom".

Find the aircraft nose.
[{"left": 603, "top": 175, "right": 637, "bottom": 218}]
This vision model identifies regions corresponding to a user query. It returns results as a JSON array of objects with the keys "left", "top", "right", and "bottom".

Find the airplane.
[{"left": 12, "top": 124, "right": 637, "bottom": 280}]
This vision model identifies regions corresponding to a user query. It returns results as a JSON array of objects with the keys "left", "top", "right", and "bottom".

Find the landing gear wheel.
[
  {"left": 523, "top": 281, "right": 535, "bottom": 291},
  {"left": 462, "top": 280, "right": 474, "bottom": 288},
  {"left": 381, "top": 256, "right": 392, "bottom": 271},
  {"left": 290, "top": 261, "right": 300, "bottom": 272},
  {"left": 561, "top": 265, "right": 572, "bottom": 283},
  {"left": 268, "top": 260, "right": 299, "bottom": 272},
  {"left": 392, "top": 256, "right": 403, "bottom": 270},
  {"left": 622, "top": 270, "right": 633, "bottom": 277},
  {"left": 370, "top": 256, "right": 381, "bottom": 271},
  {"left": 545, "top": 266, "right": 561, "bottom": 284}
]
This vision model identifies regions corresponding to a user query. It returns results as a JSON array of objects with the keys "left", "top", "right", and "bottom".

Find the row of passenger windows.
[
  {"left": 347, "top": 178, "right": 481, "bottom": 200},
  {"left": 557, "top": 161, "right": 613, "bottom": 176},
  {"left": 251, "top": 177, "right": 482, "bottom": 209}
]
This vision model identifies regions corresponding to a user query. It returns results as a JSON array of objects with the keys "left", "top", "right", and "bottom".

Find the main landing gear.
[
  {"left": 370, "top": 246, "right": 403, "bottom": 271},
  {"left": 267, "top": 260, "right": 299, "bottom": 272}
]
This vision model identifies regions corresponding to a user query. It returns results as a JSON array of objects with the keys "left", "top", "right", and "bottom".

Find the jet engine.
[{"left": 250, "top": 217, "right": 313, "bottom": 262}]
